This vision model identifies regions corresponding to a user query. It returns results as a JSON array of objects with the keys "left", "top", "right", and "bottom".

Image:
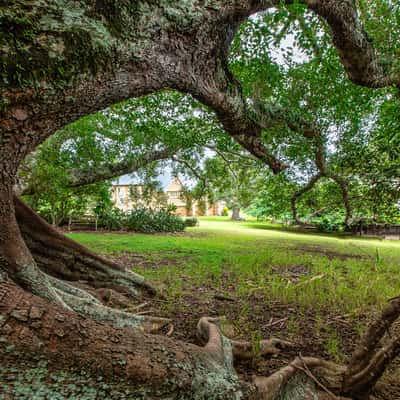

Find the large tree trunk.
[
  {"left": 0, "top": 279, "right": 245, "bottom": 399},
  {"left": 231, "top": 207, "right": 241, "bottom": 221}
]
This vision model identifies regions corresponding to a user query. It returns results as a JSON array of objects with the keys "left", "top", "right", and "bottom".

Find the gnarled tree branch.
[
  {"left": 303, "top": 0, "right": 400, "bottom": 88},
  {"left": 68, "top": 148, "right": 174, "bottom": 188},
  {"left": 21, "top": 148, "right": 175, "bottom": 195}
]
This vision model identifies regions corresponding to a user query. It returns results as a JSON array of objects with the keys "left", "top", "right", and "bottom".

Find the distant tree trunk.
[
  {"left": 231, "top": 207, "right": 241, "bottom": 221},
  {"left": 329, "top": 174, "right": 352, "bottom": 228}
]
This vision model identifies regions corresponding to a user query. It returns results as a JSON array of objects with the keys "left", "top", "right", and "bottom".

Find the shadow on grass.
[
  {"left": 242, "top": 222, "right": 358, "bottom": 240},
  {"left": 197, "top": 217, "right": 386, "bottom": 243}
]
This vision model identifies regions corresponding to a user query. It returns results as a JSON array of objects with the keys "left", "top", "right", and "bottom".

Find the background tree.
[{"left": 200, "top": 154, "right": 262, "bottom": 220}]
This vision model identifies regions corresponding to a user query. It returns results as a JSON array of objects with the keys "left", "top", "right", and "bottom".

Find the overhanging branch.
[
  {"left": 302, "top": 0, "right": 400, "bottom": 88},
  {"left": 22, "top": 148, "right": 175, "bottom": 195}
]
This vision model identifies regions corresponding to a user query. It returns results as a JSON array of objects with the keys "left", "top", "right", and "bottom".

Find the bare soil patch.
[
  {"left": 294, "top": 244, "right": 365, "bottom": 261},
  {"left": 270, "top": 264, "right": 311, "bottom": 282},
  {"left": 108, "top": 251, "right": 193, "bottom": 269}
]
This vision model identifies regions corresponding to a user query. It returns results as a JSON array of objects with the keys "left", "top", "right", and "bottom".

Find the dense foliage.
[
  {"left": 184, "top": 217, "right": 198, "bottom": 227},
  {"left": 96, "top": 208, "right": 186, "bottom": 233},
  {"left": 125, "top": 209, "right": 186, "bottom": 233},
  {"left": 17, "top": 3, "right": 400, "bottom": 229}
]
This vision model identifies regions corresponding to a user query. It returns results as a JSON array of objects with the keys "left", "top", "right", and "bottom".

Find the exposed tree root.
[
  {"left": 196, "top": 317, "right": 346, "bottom": 399},
  {"left": 47, "top": 273, "right": 102, "bottom": 305},
  {"left": 196, "top": 301, "right": 400, "bottom": 400},
  {"left": 48, "top": 274, "right": 170, "bottom": 332},
  {"left": 10, "top": 261, "right": 170, "bottom": 333},
  {"left": 12, "top": 260, "right": 72, "bottom": 309},
  {"left": 231, "top": 337, "right": 293, "bottom": 360},
  {"left": 343, "top": 297, "right": 400, "bottom": 399},
  {"left": 2, "top": 273, "right": 400, "bottom": 399},
  {"left": 197, "top": 316, "right": 293, "bottom": 360},
  {"left": 253, "top": 357, "right": 346, "bottom": 400},
  {"left": 15, "top": 196, "right": 156, "bottom": 298}
]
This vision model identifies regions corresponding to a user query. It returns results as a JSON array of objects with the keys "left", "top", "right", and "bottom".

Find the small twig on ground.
[
  {"left": 134, "top": 302, "right": 149, "bottom": 311},
  {"left": 166, "top": 324, "right": 174, "bottom": 336},
  {"left": 214, "top": 294, "right": 235, "bottom": 302},
  {"left": 326, "top": 314, "right": 352, "bottom": 325},
  {"left": 266, "top": 317, "right": 289, "bottom": 328},
  {"left": 136, "top": 310, "right": 152, "bottom": 315}
]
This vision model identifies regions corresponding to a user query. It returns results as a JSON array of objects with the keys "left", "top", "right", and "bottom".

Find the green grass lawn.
[
  {"left": 69, "top": 217, "right": 400, "bottom": 313},
  {"left": 68, "top": 217, "right": 400, "bottom": 367}
]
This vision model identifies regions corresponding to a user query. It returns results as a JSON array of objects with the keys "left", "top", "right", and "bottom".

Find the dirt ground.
[{"left": 103, "top": 250, "right": 400, "bottom": 399}]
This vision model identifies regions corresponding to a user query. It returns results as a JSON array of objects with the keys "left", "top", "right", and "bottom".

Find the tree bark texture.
[
  {"left": 1, "top": 1, "right": 399, "bottom": 398},
  {"left": 231, "top": 207, "right": 242, "bottom": 221}
]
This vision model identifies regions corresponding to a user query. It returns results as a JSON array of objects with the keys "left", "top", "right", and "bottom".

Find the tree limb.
[
  {"left": 291, "top": 173, "right": 324, "bottom": 225},
  {"left": 302, "top": 0, "right": 400, "bottom": 88},
  {"left": 21, "top": 148, "right": 175, "bottom": 195},
  {"left": 172, "top": 156, "right": 208, "bottom": 188}
]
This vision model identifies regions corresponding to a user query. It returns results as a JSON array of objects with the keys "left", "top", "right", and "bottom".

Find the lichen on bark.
[
  {"left": 0, "top": 1, "right": 118, "bottom": 89},
  {"left": 0, "top": 0, "right": 216, "bottom": 91},
  {"left": 0, "top": 357, "right": 152, "bottom": 399}
]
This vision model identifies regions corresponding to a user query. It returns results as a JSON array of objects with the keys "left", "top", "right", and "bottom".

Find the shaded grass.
[
  {"left": 68, "top": 219, "right": 400, "bottom": 381},
  {"left": 69, "top": 218, "right": 400, "bottom": 316}
]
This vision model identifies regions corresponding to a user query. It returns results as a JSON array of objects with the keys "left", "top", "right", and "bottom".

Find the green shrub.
[
  {"left": 125, "top": 208, "right": 186, "bottom": 233},
  {"left": 184, "top": 217, "right": 198, "bottom": 227},
  {"left": 97, "top": 208, "right": 126, "bottom": 231},
  {"left": 315, "top": 214, "right": 345, "bottom": 233},
  {"left": 221, "top": 207, "right": 229, "bottom": 216}
]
